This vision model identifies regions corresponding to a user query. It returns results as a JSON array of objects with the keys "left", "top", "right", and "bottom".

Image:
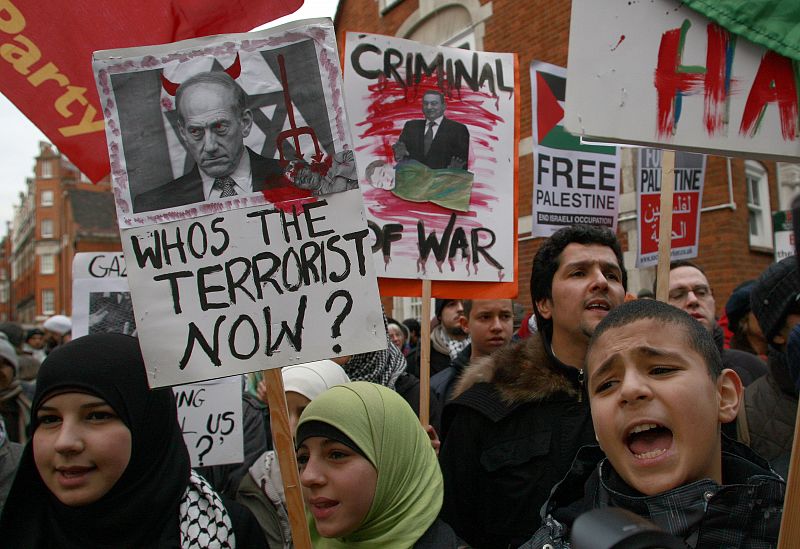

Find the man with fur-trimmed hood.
[{"left": 438, "top": 225, "right": 627, "bottom": 549}]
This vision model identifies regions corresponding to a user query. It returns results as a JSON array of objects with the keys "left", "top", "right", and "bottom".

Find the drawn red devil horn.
[
  {"left": 161, "top": 71, "right": 180, "bottom": 96},
  {"left": 224, "top": 53, "right": 241, "bottom": 79},
  {"left": 160, "top": 53, "right": 242, "bottom": 97}
]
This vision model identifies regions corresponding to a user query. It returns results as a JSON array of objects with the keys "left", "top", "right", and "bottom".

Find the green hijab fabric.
[{"left": 297, "top": 381, "right": 442, "bottom": 548}]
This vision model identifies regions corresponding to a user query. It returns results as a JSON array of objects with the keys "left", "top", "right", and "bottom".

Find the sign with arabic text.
[{"left": 636, "top": 148, "right": 706, "bottom": 267}]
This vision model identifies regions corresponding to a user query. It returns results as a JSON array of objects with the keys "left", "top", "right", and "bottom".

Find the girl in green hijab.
[{"left": 295, "top": 381, "right": 459, "bottom": 548}]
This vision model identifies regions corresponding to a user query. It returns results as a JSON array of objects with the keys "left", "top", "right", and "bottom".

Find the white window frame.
[
  {"left": 41, "top": 219, "right": 53, "bottom": 238},
  {"left": 40, "top": 189, "right": 54, "bottom": 207},
  {"left": 745, "top": 160, "right": 772, "bottom": 249},
  {"left": 40, "top": 254, "right": 55, "bottom": 275},
  {"left": 41, "top": 160, "right": 53, "bottom": 178},
  {"left": 41, "top": 289, "right": 55, "bottom": 315},
  {"left": 380, "top": 0, "right": 403, "bottom": 15}
]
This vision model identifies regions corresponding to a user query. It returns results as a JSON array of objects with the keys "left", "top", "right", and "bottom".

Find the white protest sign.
[
  {"left": 344, "top": 32, "right": 517, "bottom": 282},
  {"left": 92, "top": 21, "right": 385, "bottom": 387},
  {"left": 122, "top": 191, "right": 384, "bottom": 387},
  {"left": 531, "top": 61, "right": 620, "bottom": 237},
  {"left": 72, "top": 252, "right": 135, "bottom": 339},
  {"left": 565, "top": 0, "right": 800, "bottom": 161},
  {"left": 636, "top": 148, "right": 706, "bottom": 267},
  {"left": 93, "top": 19, "right": 360, "bottom": 229},
  {"left": 71, "top": 253, "right": 246, "bottom": 468},
  {"left": 175, "top": 377, "right": 244, "bottom": 467}
]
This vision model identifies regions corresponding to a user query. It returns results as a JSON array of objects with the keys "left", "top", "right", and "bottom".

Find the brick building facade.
[
  {"left": 7, "top": 142, "right": 120, "bottom": 324},
  {"left": 335, "top": 0, "right": 798, "bottom": 318}
]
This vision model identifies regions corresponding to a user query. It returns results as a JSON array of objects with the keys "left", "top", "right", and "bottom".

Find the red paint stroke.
[
  {"left": 611, "top": 35, "right": 625, "bottom": 51},
  {"left": 654, "top": 22, "right": 738, "bottom": 138},
  {"left": 740, "top": 50, "right": 798, "bottom": 140},
  {"left": 704, "top": 24, "right": 732, "bottom": 135}
]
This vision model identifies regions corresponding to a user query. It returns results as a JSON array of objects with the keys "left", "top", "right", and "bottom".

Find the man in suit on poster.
[
  {"left": 393, "top": 90, "right": 470, "bottom": 170},
  {"left": 134, "top": 71, "right": 285, "bottom": 213}
]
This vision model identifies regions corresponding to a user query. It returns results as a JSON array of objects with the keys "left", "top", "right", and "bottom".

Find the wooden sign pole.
[
  {"left": 419, "top": 279, "right": 432, "bottom": 426},
  {"left": 264, "top": 368, "right": 313, "bottom": 549},
  {"left": 654, "top": 149, "right": 675, "bottom": 302},
  {"left": 777, "top": 404, "right": 800, "bottom": 547}
]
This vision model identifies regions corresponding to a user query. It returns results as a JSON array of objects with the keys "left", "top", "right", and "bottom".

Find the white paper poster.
[
  {"left": 531, "top": 61, "right": 620, "bottom": 237},
  {"left": 344, "top": 32, "right": 517, "bottom": 282}
]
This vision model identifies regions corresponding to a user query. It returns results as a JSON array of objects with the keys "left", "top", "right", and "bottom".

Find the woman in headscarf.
[
  {"left": 237, "top": 360, "right": 350, "bottom": 548},
  {"left": 0, "top": 333, "right": 265, "bottom": 549},
  {"left": 295, "top": 381, "right": 460, "bottom": 548}
]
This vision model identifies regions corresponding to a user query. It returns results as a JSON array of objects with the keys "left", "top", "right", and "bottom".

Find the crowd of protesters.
[{"left": 0, "top": 224, "right": 794, "bottom": 548}]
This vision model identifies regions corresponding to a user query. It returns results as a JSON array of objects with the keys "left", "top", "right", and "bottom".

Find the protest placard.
[
  {"left": 174, "top": 378, "right": 244, "bottom": 467},
  {"left": 343, "top": 32, "right": 518, "bottom": 292},
  {"left": 530, "top": 61, "right": 620, "bottom": 238},
  {"left": 565, "top": 0, "right": 800, "bottom": 161},
  {"left": 92, "top": 21, "right": 385, "bottom": 388},
  {"left": 94, "top": 19, "right": 359, "bottom": 228},
  {"left": 636, "top": 148, "right": 705, "bottom": 267},
  {"left": 121, "top": 190, "right": 383, "bottom": 387},
  {"left": 71, "top": 251, "right": 246, "bottom": 468},
  {"left": 72, "top": 252, "right": 133, "bottom": 339}
]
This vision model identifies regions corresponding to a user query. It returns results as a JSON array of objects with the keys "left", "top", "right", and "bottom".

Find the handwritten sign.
[
  {"left": 565, "top": 0, "right": 800, "bottom": 161},
  {"left": 773, "top": 210, "right": 795, "bottom": 262},
  {"left": 636, "top": 148, "right": 706, "bottom": 267},
  {"left": 122, "top": 191, "right": 384, "bottom": 387},
  {"left": 175, "top": 377, "right": 244, "bottom": 467},
  {"left": 344, "top": 32, "right": 517, "bottom": 283},
  {"left": 531, "top": 61, "right": 620, "bottom": 237}
]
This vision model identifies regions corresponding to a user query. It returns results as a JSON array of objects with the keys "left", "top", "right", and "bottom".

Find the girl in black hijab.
[{"left": 0, "top": 333, "right": 248, "bottom": 548}]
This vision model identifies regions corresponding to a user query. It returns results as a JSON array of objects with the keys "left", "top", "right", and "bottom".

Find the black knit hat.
[
  {"left": 725, "top": 280, "right": 755, "bottom": 329},
  {"left": 750, "top": 256, "right": 800, "bottom": 344},
  {"left": 435, "top": 298, "right": 456, "bottom": 319}
]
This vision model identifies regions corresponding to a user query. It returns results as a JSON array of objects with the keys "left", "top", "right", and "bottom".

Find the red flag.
[{"left": 0, "top": 0, "right": 304, "bottom": 182}]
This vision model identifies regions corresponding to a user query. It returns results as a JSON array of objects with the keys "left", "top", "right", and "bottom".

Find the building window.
[
  {"left": 0, "top": 283, "right": 8, "bottom": 304},
  {"left": 40, "top": 254, "right": 55, "bottom": 275},
  {"left": 41, "top": 219, "right": 54, "bottom": 238},
  {"left": 42, "top": 289, "right": 55, "bottom": 315},
  {"left": 41, "top": 159, "right": 53, "bottom": 178},
  {"left": 746, "top": 161, "right": 772, "bottom": 249},
  {"left": 380, "top": 0, "right": 403, "bottom": 15},
  {"left": 41, "top": 190, "right": 54, "bottom": 206}
]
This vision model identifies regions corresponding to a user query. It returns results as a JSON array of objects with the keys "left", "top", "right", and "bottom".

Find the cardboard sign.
[
  {"left": 122, "top": 191, "right": 384, "bottom": 387},
  {"left": 72, "top": 252, "right": 133, "bottom": 339},
  {"left": 92, "top": 21, "right": 385, "bottom": 387},
  {"left": 175, "top": 378, "right": 244, "bottom": 467},
  {"left": 636, "top": 148, "right": 706, "bottom": 267},
  {"left": 565, "top": 0, "right": 800, "bottom": 161},
  {"left": 344, "top": 32, "right": 518, "bottom": 286},
  {"left": 93, "top": 19, "right": 359, "bottom": 229},
  {"left": 530, "top": 61, "right": 621, "bottom": 238}
]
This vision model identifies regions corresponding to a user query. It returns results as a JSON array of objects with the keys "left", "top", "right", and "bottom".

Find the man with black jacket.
[{"left": 439, "top": 225, "right": 627, "bottom": 549}]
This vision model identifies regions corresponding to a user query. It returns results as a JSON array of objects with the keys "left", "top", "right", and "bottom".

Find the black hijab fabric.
[{"left": 0, "top": 333, "right": 191, "bottom": 548}]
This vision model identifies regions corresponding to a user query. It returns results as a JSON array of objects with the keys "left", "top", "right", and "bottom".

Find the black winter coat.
[{"left": 439, "top": 334, "right": 595, "bottom": 549}]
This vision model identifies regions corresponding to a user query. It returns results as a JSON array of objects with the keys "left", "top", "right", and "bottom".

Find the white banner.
[{"left": 566, "top": 0, "right": 800, "bottom": 161}]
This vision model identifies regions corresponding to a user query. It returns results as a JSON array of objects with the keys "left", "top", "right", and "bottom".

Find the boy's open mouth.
[{"left": 625, "top": 423, "right": 673, "bottom": 460}]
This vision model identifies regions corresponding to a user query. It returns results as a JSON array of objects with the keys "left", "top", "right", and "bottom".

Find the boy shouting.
[{"left": 525, "top": 299, "right": 785, "bottom": 548}]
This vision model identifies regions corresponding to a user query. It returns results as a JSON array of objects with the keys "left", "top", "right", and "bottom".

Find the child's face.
[
  {"left": 33, "top": 392, "right": 132, "bottom": 506},
  {"left": 298, "top": 436, "right": 377, "bottom": 538},
  {"left": 586, "top": 318, "right": 740, "bottom": 495},
  {"left": 286, "top": 391, "right": 311, "bottom": 435},
  {"left": 369, "top": 165, "right": 395, "bottom": 190}
]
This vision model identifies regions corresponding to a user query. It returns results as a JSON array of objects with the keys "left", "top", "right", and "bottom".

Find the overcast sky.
[{"left": 0, "top": 0, "right": 338, "bottom": 231}]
